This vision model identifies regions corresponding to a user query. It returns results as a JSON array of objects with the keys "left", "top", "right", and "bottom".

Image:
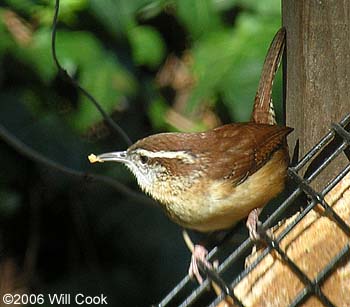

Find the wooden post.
[{"left": 283, "top": 1, "right": 350, "bottom": 188}]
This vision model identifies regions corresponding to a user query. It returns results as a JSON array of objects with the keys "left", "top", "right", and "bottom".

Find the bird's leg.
[
  {"left": 189, "top": 245, "right": 214, "bottom": 284},
  {"left": 182, "top": 230, "right": 218, "bottom": 284},
  {"left": 246, "top": 207, "right": 263, "bottom": 241}
]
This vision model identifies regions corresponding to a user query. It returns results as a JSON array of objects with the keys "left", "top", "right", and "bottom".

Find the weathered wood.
[
  {"left": 283, "top": 0, "right": 350, "bottom": 189},
  {"left": 216, "top": 170, "right": 350, "bottom": 307}
]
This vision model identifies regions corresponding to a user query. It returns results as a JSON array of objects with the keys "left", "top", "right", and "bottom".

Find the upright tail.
[{"left": 251, "top": 27, "right": 286, "bottom": 125}]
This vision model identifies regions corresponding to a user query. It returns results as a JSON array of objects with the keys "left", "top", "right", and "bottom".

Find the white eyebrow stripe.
[{"left": 135, "top": 149, "right": 196, "bottom": 163}]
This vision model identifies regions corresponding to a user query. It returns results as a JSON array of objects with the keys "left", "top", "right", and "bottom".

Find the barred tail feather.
[{"left": 251, "top": 27, "right": 286, "bottom": 125}]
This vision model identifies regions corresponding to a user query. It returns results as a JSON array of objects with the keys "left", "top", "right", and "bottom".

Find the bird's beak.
[{"left": 88, "top": 151, "right": 128, "bottom": 164}]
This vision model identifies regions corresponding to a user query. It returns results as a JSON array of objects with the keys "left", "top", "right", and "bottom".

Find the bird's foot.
[
  {"left": 246, "top": 208, "right": 264, "bottom": 241},
  {"left": 188, "top": 244, "right": 218, "bottom": 284}
]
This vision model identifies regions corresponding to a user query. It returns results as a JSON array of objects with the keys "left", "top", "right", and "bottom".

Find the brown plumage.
[
  {"left": 251, "top": 27, "right": 286, "bottom": 125},
  {"left": 92, "top": 28, "right": 291, "bottom": 233},
  {"left": 124, "top": 122, "right": 292, "bottom": 231},
  {"left": 91, "top": 28, "right": 291, "bottom": 283},
  {"left": 130, "top": 123, "right": 292, "bottom": 186}
]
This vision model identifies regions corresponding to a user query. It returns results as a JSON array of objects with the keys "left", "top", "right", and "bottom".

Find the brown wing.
[
  {"left": 208, "top": 123, "right": 292, "bottom": 186},
  {"left": 129, "top": 122, "right": 292, "bottom": 186}
]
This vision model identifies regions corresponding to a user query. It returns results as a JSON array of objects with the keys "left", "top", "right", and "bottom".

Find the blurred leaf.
[
  {"left": 70, "top": 55, "right": 137, "bottom": 132},
  {"left": 212, "top": 0, "right": 238, "bottom": 11},
  {"left": 185, "top": 29, "right": 238, "bottom": 113},
  {"left": 128, "top": 25, "right": 166, "bottom": 68},
  {"left": 236, "top": 0, "right": 281, "bottom": 14},
  {"left": 3, "top": 0, "right": 36, "bottom": 12},
  {"left": 13, "top": 27, "right": 55, "bottom": 81},
  {"left": 137, "top": 0, "right": 171, "bottom": 20},
  {"left": 176, "top": 0, "right": 222, "bottom": 38},
  {"left": 11, "top": 27, "right": 137, "bottom": 132},
  {"left": 219, "top": 13, "right": 281, "bottom": 121},
  {"left": 0, "top": 10, "right": 17, "bottom": 56},
  {"left": 35, "top": 0, "right": 88, "bottom": 25},
  {"left": 186, "top": 13, "right": 281, "bottom": 121},
  {"left": 13, "top": 28, "right": 104, "bottom": 82},
  {"left": 90, "top": 0, "right": 169, "bottom": 36},
  {"left": 148, "top": 97, "right": 168, "bottom": 129},
  {"left": 3, "top": 0, "right": 87, "bottom": 25},
  {"left": 90, "top": 0, "right": 137, "bottom": 37}
]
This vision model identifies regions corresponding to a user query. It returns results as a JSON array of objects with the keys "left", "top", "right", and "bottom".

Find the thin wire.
[
  {"left": 0, "top": 123, "right": 154, "bottom": 206},
  {"left": 158, "top": 113, "right": 350, "bottom": 306},
  {"left": 51, "top": 0, "right": 132, "bottom": 147}
]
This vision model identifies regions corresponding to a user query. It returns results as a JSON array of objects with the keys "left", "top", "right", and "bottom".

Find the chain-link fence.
[{"left": 157, "top": 113, "right": 350, "bottom": 307}]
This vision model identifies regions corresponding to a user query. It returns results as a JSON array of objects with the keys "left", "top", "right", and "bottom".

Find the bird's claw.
[
  {"left": 189, "top": 245, "right": 218, "bottom": 284},
  {"left": 247, "top": 208, "right": 264, "bottom": 241}
]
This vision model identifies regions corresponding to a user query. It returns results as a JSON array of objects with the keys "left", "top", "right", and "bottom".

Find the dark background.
[{"left": 0, "top": 0, "right": 282, "bottom": 306}]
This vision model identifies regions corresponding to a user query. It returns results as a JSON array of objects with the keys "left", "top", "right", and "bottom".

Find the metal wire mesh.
[{"left": 156, "top": 113, "right": 350, "bottom": 307}]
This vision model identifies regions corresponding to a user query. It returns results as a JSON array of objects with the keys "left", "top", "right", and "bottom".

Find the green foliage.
[
  {"left": 188, "top": 13, "right": 281, "bottom": 120},
  {"left": 4, "top": 0, "right": 87, "bottom": 24},
  {"left": 0, "top": 0, "right": 282, "bottom": 305},
  {"left": 0, "top": 0, "right": 282, "bottom": 131},
  {"left": 3, "top": 24, "right": 137, "bottom": 131},
  {"left": 128, "top": 25, "right": 166, "bottom": 68},
  {"left": 148, "top": 98, "right": 168, "bottom": 129},
  {"left": 176, "top": 0, "right": 222, "bottom": 39}
]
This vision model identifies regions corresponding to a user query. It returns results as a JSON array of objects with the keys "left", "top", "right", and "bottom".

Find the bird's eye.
[{"left": 140, "top": 155, "right": 148, "bottom": 164}]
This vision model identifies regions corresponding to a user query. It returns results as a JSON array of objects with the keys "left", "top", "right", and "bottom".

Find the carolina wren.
[
  {"left": 89, "top": 28, "right": 292, "bottom": 282},
  {"left": 89, "top": 122, "right": 291, "bottom": 232}
]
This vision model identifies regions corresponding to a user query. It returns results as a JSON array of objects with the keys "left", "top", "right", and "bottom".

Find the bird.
[{"left": 88, "top": 27, "right": 292, "bottom": 283}]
